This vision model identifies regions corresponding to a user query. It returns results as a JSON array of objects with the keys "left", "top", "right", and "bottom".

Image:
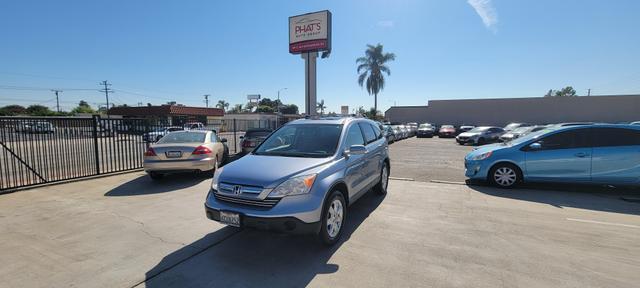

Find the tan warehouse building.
[{"left": 384, "top": 94, "right": 640, "bottom": 126}]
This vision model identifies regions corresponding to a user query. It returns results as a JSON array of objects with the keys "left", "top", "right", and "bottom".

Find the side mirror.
[
  {"left": 239, "top": 136, "right": 244, "bottom": 139},
  {"left": 345, "top": 145, "right": 367, "bottom": 157},
  {"left": 529, "top": 142, "right": 542, "bottom": 150},
  {"left": 220, "top": 138, "right": 228, "bottom": 143}
]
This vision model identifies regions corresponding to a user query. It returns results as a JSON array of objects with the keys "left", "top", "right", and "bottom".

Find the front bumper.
[
  {"left": 457, "top": 137, "right": 475, "bottom": 144},
  {"left": 464, "top": 159, "right": 489, "bottom": 180},
  {"left": 144, "top": 157, "right": 215, "bottom": 172},
  {"left": 205, "top": 206, "right": 320, "bottom": 234},
  {"left": 204, "top": 188, "right": 324, "bottom": 227},
  {"left": 417, "top": 131, "right": 433, "bottom": 137}
]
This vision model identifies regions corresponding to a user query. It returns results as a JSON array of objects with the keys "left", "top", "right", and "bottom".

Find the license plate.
[
  {"left": 219, "top": 211, "right": 241, "bottom": 227},
  {"left": 165, "top": 151, "right": 182, "bottom": 158}
]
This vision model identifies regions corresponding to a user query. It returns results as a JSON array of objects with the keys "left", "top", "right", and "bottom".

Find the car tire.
[
  {"left": 149, "top": 172, "right": 164, "bottom": 180},
  {"left": 318, "top": 190, "right": 347, "bottom": 246},
  {"left": 375, "top": 163, "right": 389, "bottom": 195},
  {"left": 488, "top": 163, "right": 521, "bottom": 189}
]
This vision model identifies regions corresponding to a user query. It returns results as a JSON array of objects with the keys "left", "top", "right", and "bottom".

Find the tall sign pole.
[
  {"left": 289, "top": 10, "right": 331, "bottom": 117},
  {"left": 302, "top": 52, "right": 318, "bottom": 115}
]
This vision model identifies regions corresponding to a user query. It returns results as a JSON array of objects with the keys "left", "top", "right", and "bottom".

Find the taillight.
[
  {"left": 144, "top": 147, "right": 157, "bottom": 156},
  {"left": 192, "top": 145, "right": 212, "bottom": 155}
]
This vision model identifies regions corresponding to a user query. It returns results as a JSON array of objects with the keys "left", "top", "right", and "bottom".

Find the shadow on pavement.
[
  {"left": 467, "top": 183, "right": 640, "bottom": 216},
  {"left": 143, "top": 190, "right": 386, "bottom": 287},
  {"left": 104, "top": 173, "right": 209, "bottom": 196}
]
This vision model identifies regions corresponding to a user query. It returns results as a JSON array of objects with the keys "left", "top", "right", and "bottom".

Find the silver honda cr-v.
[{"left": 205, "top": 117, "right": 390, "bottom": 245}]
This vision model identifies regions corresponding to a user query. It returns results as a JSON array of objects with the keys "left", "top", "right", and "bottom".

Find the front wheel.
[
  {"left": 489, "top": 163, "right": 521, "bottom": 188},
  {"left": 318, "top": 191, "right": 347, "bottom": 246},
  {"left": 375, "top": 163, "right": 389, "bottom": 195}
]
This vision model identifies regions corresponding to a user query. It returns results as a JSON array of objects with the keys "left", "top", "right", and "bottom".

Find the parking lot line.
[
  {"left": 566, "top": 218, "right": 640, "bottom": 229},
  {"left": 388, "top": 176, "right": 414, "bottom": 181}
]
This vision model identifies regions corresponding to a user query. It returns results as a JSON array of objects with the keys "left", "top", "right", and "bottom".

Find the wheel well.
[
  {"left": 488, "top": 162, "right": 523, "bottom": 181},
  {"left": 383, "top": 158, "right": 390, "bottom": 172},
  {"left": 329, "top": 182, "right": 349, "bottom": 207}
]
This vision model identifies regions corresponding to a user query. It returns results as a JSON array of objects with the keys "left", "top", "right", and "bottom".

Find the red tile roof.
[{"left": 109, "top": 105, "right": 224, "bottom": 117}]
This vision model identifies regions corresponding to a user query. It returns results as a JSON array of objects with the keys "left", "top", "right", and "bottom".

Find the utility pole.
[
  {"left": 276, "top": 88, "right": 287, "bottom": 127},
  {"left": 51, "top": 90, "right": 62, "bottom": 113},
  {"left": 99, "top": 81, "right": 113, "bottom": 118},
  {"left": 204, "top": 94, "right": 210, "bottom": 107}
]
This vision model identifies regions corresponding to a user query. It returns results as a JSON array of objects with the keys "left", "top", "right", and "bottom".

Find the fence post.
[
  {"left": 233, "top": 119, "right": 237, "bottom": 154},
  {"left": 92, "top": 115, "right": 100, "bottom": 175}
]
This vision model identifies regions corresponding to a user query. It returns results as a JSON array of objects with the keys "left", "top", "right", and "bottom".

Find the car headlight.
[
  {"left": 211, "top": 167, "right": 224, "bottom": 191},
  {"left": 268, "top": 174, "right": 317, "bottom": 197},
  {"left": 470, "top": 151, "right": 492, "bottom": 161}
]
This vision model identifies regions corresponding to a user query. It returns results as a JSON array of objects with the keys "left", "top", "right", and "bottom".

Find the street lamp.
[{"left": 276, "top": 88, "right": 287, "bottom": 127}]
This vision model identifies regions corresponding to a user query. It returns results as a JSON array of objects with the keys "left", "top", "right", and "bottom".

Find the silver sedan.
[{"left": 143, "top": 130, "right": 227, "bottom": 180}]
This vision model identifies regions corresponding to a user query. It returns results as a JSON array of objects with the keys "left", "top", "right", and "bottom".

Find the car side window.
[
  {"left": 359, "top": 123, "right": 377, "bottom": 144},
  {"left": 370, "top": 123, "right": 382, "bottom": 140},
  {"left": 536, "top": 129, "right": 590, "bottom": 150},
  {"left": 591, "top": 128, "right": 640, "bottom": 147},
  {"left": 344, "top": 124, "right": 365, "bottom": 148}
]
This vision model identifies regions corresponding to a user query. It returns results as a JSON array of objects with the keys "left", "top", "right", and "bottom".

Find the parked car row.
[
  {"left": 14, "top": 121, "right": 56, "bottom": 134},
  {"left": 382, "top": 123, "right": 417, "bottom": 143}
]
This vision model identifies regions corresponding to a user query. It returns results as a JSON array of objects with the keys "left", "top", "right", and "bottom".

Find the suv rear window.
[{"left": 359, "top": 123, "right": 377, "bottom": 144}]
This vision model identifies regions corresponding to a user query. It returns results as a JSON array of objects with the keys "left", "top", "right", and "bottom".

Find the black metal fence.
[{"left": 0, "top": 116, "right": 284, "bottom": 193}]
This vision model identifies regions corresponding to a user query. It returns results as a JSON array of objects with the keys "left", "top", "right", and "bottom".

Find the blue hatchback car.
[{"left": 465, "top": 124, "right": 640, "bottom": 188}]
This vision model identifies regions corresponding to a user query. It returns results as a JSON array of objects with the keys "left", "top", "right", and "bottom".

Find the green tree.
[
  {"left": 554, "top": 86, "right": 577, "bottom": 97},
  {"left": 0, "top": 105, "right": 27, "bottom": 116},
  {"left": 356, "top": 106, "right": 366, "bottom": 116},
  {"left": 216, "top": 100, "right": 230, "bottom": 111},
  {"left": 26, "top": 105, "right": 53, "bottom": 116},
  {"left": 364, "top": 107, "right": 382, "bottom": 121},
  {"left": 71, "top": 100, "right": 96, "bottom": 114},
  {"left": 357, "top": 43, "right": 395, "bottom": 113},
  {"left": 545, "top": 86, "right": 577, "bottom": 97},
  {"left": 316, "top": 99, "right": 327, "bottom": 116},
  {"left": 279, "top": 104, "right": 298, "bottom": 114},
  {"left": 256, "top": 105, "right": 275, "bottom": 113}
]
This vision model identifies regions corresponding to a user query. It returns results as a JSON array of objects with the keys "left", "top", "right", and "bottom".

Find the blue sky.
[{"left": 1, "top": 0, "right": 639, "bottom": 113}]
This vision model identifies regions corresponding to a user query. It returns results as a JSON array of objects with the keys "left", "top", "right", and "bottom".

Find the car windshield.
[
  {"left": 245, "top": 131, "right": 271, "bottom": 138},
  {"left": 511, "top": 127, "right": 530, "bottom": 134},
  {"left": 157, "top": 132, "right": 206, "bottom": 144},
  {"left": 504, "top": 123, "right": 521, "bottom": 130},
  {"left": 253, "top": 124, "right": 343, "bottom": 158},
  {"left": 506, "top": 127, "right": 558, "bottom": 146},
  {"left": 441, "top": 125, "right": 454, "bottom": 129},
  {"left": 468, "top": 127, "right": 490, "bottom": 133},
  {"left": 419, "top": 124, "right": 432, "bottom": 128}
]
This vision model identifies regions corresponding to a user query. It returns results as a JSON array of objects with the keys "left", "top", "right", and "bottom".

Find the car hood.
[
  {"left": 218, "top": 155, "right": 333, "bottom": 188},
  {"left": 458, "top": 132, "right": 480, "bottom": 137},
  {"left": 467, "top": 143, "right": 506, "bottom": 159}
]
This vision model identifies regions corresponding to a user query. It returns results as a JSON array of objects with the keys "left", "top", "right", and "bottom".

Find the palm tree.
[
  {"left": 317, "top": 99, "right": 327, "bottom": 116},
  {"left": 229, "top": 104, "right": 243, "bottom": 113},
  {"left": 356, "top": 43, "right": 395, "bottom": 113},
  {"left": 216, "top": 100, "right": 229, "bottom": 111}
]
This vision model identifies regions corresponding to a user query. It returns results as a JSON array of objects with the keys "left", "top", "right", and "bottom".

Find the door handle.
[{"left": 574, "top": 152, "right": 589, "bottom": 158}]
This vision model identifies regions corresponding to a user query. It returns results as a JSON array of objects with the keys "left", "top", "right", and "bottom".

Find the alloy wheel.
[{"left": 326, "top": 199, "right": 344, "bottom": 238}]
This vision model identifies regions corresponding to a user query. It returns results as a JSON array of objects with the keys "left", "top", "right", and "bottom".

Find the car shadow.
[
  {"left": 466, "top": 182, "right": 640, "bottom": 216},
  {"left": 142, "top": 190, "right": 386, "bottom": 287},
  {"left": 104, "top": 173, "right": 209, "bottom": 196}
]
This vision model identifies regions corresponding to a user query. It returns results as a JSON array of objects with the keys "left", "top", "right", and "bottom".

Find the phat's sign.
[{"left": 289, "top": 10, "right": 331, "bottom": 54}]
